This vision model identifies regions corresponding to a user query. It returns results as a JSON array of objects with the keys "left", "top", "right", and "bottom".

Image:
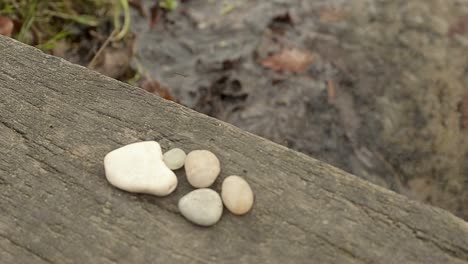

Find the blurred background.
[{"left": 1, "top": 0, "right": 467, "bottom": 220}]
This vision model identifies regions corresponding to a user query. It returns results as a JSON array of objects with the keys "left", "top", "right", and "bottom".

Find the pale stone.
[
  {"left": 163, "top": 148, "right": 186, "bottom": 170},
  {"left": 184, "top": 150, "right": 221, "bottom": 188},
  {"left": 221, "top": 175, "right": 254, "bottom": 215},
  {"left": 178, "top": 189, "right": 223, "bottom": 226},
  {"left": 104, "top": 141, "right": 177, "bottom": 196}
]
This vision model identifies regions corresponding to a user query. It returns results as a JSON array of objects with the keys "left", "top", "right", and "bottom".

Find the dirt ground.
[{"left": 113, "top": 0, "right": 468, "bottom": 219}]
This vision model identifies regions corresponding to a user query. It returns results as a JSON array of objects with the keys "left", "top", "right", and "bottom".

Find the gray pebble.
[
  {"left": 163, "top": 148, "right": 186, "bottom": 170},
  {"left": 178, "top": 189, "right": 223, "bottom": 226}
]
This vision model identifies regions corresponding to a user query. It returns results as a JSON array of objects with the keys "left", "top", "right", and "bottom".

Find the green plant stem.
[
  {"left": 17, "top": 0, "right": 38, "bottom": 43},
  {"left": 113, "top": 0, "right": 130, "bottom": 41}
]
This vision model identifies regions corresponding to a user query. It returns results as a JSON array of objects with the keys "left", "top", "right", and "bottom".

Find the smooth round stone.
[
  {"left": 104, "top": 141, "right": 177, "bottom": 196},
  {"left": 178, "top": 188, "right": 223, "bottom": 226},
  {"left": 221, "top": 175, "right": 254, "bottom": 215},
  {"left": 185, "top": 150, "right": 221, "bottom": 188},
  {"left": 163, "top": 148, "right": 186, "bottom": 170}
]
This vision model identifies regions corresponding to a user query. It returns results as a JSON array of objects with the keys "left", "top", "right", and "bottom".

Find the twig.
[{"left": 87, "top": 29, "right": 117, "bottom": 69}]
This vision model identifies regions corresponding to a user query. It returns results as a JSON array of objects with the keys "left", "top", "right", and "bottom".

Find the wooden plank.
[{"left": 0, "top": 36, "right": 467, "bottom": 263}]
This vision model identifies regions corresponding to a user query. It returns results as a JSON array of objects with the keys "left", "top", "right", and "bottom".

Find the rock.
[
  {"left": 104, "top": 141, "right": 177, "bottom": 196},
  {"left": 163, "top": 148, "right": 186, "bottom": 170},
  {"left": 185, "top": 150, "right": 221, "bottom": 188},
  {"left": 178, "top": 188, "right": 223, "bottom": 226},
  {"left": 221, "top": 176, "right": 254, "bottom": 215}
]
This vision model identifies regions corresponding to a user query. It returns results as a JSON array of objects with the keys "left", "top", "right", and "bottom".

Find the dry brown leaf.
[
  {"left": 93, "top": 48, "right": 131, "bottom": 79},
  {"left": 141, "top": 78, "right": 177, "bottom": 102},
  {"left": 0, "top": 16, "right": 14, "bottom": 37},
  {"left": 319, "top": 8, "right": 345, "bottom": 23},
  {"left": 449, "top": 15, "right": 468, "bottom": 37},
  {"left": 261, "top": 48, "right": 314, "bottom": 73}
]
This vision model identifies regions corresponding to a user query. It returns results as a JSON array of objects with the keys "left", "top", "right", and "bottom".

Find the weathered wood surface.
[{"left": 0, "top": 35, "right": 467, "bottom": 264}]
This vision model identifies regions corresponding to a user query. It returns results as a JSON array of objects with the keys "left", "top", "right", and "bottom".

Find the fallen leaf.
[
  {"left": 141, "top": 78, "right": 177, "bottom": 102},
  {"left": 261, "top": 48, "right": 314, "bottom": 73},
  {"left": 96, "top": 48, "right": 131, "bottom": 79},
  {"left": 0, "top": 16, "right": 14, "bottom": 37},
  {"left": 319, "top": 8, "right": 345, "bottom": 23},
  {"left": 448, "top": 15, "right": 468, "bottom": 37}
]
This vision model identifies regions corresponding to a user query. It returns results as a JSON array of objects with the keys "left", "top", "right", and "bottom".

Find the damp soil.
[{"left": 127, "top": 0, "right": 468, "bottom": 219}]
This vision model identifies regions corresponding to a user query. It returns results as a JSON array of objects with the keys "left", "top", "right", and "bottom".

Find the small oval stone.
[
  {"left": 163, "top": 148, "right": 186, "bottom": 170},
  {"left": 221, "top": 176, "right": 254, "bottom": 215},
  {"left": 178, "top": 188, "right": 223, "bottom": 226},
  {"left": 185, "top": 150, "right": 221, "bottom": 188}
]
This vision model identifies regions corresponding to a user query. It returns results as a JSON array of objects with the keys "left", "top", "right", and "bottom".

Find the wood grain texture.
[{"left": 0, "top": 35, "right": 467, "bottom": 264}]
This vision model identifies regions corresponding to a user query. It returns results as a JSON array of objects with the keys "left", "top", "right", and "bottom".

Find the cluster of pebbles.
[{"left": 104, "top": 141, "right": 254, "bottom": 226}]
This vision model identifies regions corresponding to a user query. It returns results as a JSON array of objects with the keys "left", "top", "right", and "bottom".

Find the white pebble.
[
  {"left": 185, "top": 150, "right": 221, "bottom": 188},
  {"left": 104, "top": 141, "right": 177, "bottom": 196},
  {"left": 178, "top": 188, "right": 223, "bottom": 226},
  {"left": 163, "top": 148, "right": 186, "bottom": 170},
  {"left": 221, "top": 176, "right": 254, "bottom": 215}
]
